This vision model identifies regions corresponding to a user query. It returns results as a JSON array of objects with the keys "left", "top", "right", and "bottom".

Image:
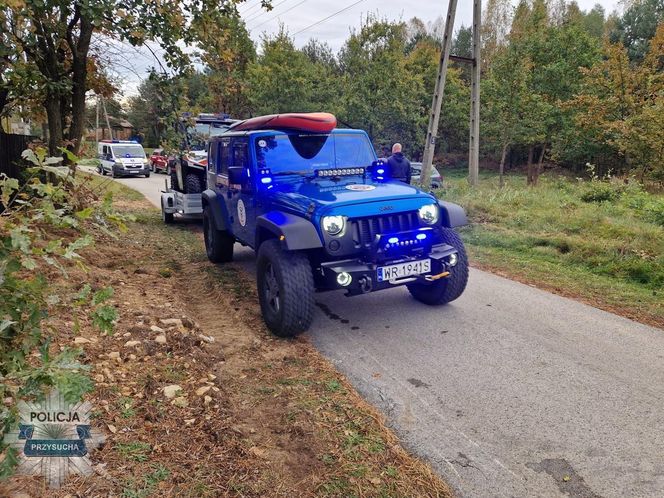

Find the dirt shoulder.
[{"left": 2, "top": 187, "right": 452, "bottom": 497}]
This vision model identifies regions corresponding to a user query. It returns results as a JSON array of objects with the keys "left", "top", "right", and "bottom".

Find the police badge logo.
[{"left": 4, "top": 390, "right": 104, "bottom": 488}]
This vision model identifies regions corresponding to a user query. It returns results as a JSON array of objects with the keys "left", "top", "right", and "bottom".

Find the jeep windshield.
[
  {"left": 254, "top": 133, "right": 376, "bottom": 178},
  {"left": 112, "top": 145, "right": 145, "bottom": 158}
]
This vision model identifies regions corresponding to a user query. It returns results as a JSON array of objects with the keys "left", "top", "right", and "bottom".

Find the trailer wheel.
[
  {"left": 185, "top": 173, "right": 203, "bottom": 194},
  {"left": 203, "top": 207, "right": 234, "bottom": 263},
  {"left": 161, "top": 198, "right": 174, "bottom": 224}
]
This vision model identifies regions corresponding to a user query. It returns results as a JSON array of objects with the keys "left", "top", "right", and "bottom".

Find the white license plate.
[
  {"left": 129, "top": 170, "right": 140, "bottom": 173},
  {"left": 377, "top": 259, "right": 431, "bottom": 282}
]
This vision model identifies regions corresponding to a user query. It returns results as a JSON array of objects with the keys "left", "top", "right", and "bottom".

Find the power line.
[
  {"left": 241, "top": 0, "right": 267, "bottom": 18},
  {"left": 292, "top": 0, "right": 367, "bottom": 36},
  {"left": 245, "top": 0, "right": 291, "bottom": 23},
  {"left": 239, "top": 0, "right": 261, "bottom": 10},
  {"left": 248, "top": 0, "right": 308, "bottom": 31}
]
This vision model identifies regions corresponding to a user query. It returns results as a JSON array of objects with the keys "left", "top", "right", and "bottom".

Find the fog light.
[
  {"left": 337, "top": 272, "right": 352, "bottom": 287},
  {"left": 449, "top": 253, "right": 458, "bottom": 267}
]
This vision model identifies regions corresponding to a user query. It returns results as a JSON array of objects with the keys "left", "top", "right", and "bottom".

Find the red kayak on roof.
[{"left": 230, "top": 112, "right": 337, "bottom": 133}]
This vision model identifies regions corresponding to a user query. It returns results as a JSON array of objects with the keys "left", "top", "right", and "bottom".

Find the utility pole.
[
  {"left": 420, "top": 0, "right": 458, "bottom": 191},
  {"left": 95, "top": 96, "right": 100, "bottom": 143},
  {"left": 421, "top": 0, "right": 482, "bottom": 189},
  {"left": 101, "top": 96, "right": 113, "bottom": 141},
  {"left": 468, "top": 0, "right": 481, "bottom": 187}
]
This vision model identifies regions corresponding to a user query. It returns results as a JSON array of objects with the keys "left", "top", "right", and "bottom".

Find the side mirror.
[{"left": 228, "top": 166, "right": 246, "bottom": 185}]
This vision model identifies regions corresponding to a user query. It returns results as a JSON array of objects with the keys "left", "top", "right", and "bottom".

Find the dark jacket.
[{"left": 387, "top": 152, "right": 412, "bottom": 183}]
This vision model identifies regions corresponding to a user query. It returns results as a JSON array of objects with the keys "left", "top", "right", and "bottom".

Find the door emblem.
[{"left": 237, "top": 199, "right": 247, "bottom": 227}]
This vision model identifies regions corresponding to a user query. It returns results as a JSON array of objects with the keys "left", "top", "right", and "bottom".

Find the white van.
[{"left": 97, "top": 140, "right": 150, "bottom": 178}]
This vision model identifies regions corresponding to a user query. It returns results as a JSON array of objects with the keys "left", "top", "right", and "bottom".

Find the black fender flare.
[
  {"left": 256, "top": 211, "right": 323, "bottom": 251},
  {"left": 438, "top": 200, "right": 468, "bottom": 228},
  {"left": 201, "top": 189, "right": 229, "bottom": 231}
]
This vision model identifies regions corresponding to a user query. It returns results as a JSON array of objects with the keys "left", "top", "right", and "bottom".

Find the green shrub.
[
  {"left": 643, "top": 199, "right": 664, "bottom": 226},
  {"left": 580, "top": 181, "right": 624, "bottom": 203},
  {"left": 0, "top": 148, "right": 128, "bottom": 479}
]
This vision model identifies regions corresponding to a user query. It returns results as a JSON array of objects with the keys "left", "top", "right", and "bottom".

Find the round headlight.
[
  {"left": 418, "top": 204, "right": 439, "bottom": 225},
  {"left": 322, "top": 216, "right": 345, "bottom": 236}
]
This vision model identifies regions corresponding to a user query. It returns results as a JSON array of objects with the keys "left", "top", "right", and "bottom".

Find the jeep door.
[
  {"left": 227, "top": 138, "right": 255, "bottom": 247},
  {"left": 210, "top": 137, "right": 255, "bottom": 246}
]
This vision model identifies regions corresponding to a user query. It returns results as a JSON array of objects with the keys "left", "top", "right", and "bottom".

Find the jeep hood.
[{"left": 269, "top": 180, "right": 436, "bottom": 218}]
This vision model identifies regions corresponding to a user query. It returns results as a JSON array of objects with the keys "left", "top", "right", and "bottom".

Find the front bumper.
[
  {"left": 113, "top": 165, "right": 150, "bottom": 176},
  {"left": 318, "top": 243, "right": 458, "bottom": 296}
]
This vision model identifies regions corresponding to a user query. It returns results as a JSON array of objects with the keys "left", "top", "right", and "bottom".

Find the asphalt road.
[{"left": 115, "top": 173, "right": 664, "bottom": 498}]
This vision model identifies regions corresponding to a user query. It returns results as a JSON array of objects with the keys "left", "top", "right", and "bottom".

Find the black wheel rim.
[{"left": 263, "top": 263, "right": 280, "bottom": 314}]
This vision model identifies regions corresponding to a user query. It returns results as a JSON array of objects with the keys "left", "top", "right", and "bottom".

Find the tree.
[
  {"left": 1, "top": 0, "right": 249, "bottom": 155},
  {"left": 610, "top": 0, "right": 664, "bottom": 61},
  {"left": 570, "top": 24, "right": 664, "bottom": 179},
  {"left": 451, "top": 25, "right": 473, "bottom": 83},
  {"left": 198, "top": 13, "right": 255, "bottom": 118},
  {"left": 583, "top": 4, "right": 606, "bottom": 38},
  {"left": 482, "top": 0, "right": 512, "bottom": 68},
  {"left": 246, "top": 27, "right": 321, "bottom": 116},
  {"left": 338, "top": 16, "right": 423, "bottom": 155},
  {"left": 482, "top": 47, "right": 544, "bottom": 186},
  {"left": 126, "top": 71, "right": 187, "bottom": 148},
  {"left": 405, "top": 38, "right": 469, "bottom": 157}
]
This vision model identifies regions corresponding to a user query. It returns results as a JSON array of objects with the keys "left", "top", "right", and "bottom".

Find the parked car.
[
  {"left": 149, "top": 149, "right": 170, "bottom": 174},
  {"left": 202, "top": 113, "right": 468, "bottom": 338},
  {"left": 97, "top": 140, "right": 150, "bottom": 178},
  {"left": 411, "top": 162, "right": 443, "bottom": 189}
]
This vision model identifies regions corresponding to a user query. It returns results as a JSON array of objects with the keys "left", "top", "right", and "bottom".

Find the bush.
[
  {"left": 580, "top": 181, "right": 625, "bottom": 203},
  {"left": 0, "top": 148, "right": 127, "bottom": 478},
  {"left": 643, "top": 199, "right": 664, "bottom": 226}
]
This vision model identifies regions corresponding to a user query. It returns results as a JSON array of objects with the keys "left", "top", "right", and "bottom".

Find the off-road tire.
[
  {"left": 162, "top": 199, "right": 174, "bottom": 224},
  {"left": 185, "top": 173, "right": 203, "bottom": 194},
  {"left": 407, "top": 227, "right": 469, "bottom": 305},
  {"left": 203, "top": 207, "right": 234, "bottom": 263},
  {"left": 257, "top": 239, "right": 314, "bottom": 338}
]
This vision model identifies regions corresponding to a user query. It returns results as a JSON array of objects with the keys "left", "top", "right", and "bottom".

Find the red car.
[{"left": 149, "top": 149, "right": 173, "bottom": 174}]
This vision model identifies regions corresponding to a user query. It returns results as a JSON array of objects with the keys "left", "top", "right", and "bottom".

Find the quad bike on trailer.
[{"left": 170, "top": 113, "right": 238, "bottom": 194}]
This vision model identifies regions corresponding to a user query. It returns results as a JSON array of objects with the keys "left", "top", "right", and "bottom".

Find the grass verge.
[{"left": 440, "top": 169, "right": 664, "bottom": 328}]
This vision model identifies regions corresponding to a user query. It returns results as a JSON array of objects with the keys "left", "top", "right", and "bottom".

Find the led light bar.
[{"left": 316, "top": 168, "right": 365, "bottom": 177}]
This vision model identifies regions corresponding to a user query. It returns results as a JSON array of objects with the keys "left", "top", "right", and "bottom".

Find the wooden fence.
[{"left": 0, "top": 131, "right": 37, "bottom": 179}]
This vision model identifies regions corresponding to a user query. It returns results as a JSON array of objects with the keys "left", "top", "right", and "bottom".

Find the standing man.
[{"left": 386, "top": 143, "right": 412, "bottom": 183}]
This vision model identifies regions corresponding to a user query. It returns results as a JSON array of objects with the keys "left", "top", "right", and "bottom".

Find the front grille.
[{"left": 351, "top": 212, "right": 419, "bottom": 249}]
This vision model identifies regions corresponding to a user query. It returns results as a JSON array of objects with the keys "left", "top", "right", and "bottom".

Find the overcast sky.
[{"left": 115, "top": 0, "right": 621, "bottom": 97}]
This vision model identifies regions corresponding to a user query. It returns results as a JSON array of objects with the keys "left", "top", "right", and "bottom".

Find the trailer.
[{"left": 160, "top": 179, "right": 203, "bottom": 223}]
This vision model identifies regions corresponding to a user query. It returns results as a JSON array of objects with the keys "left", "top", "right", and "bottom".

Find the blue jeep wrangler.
[{"left": 202, "top": 127, "right": 469, "bottom": 337}]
